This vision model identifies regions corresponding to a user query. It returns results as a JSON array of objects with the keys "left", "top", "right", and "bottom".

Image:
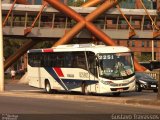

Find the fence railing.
[{"left": 137, "top": 70, "right": 160, "bottom": 81}]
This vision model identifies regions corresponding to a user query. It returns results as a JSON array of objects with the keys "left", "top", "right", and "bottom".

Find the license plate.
[
  {"left": 117, "top": 88, "right": 123, "bottom": 91},
  {"left": 151, "top": 85, "right": 156, "bottom": 88}
]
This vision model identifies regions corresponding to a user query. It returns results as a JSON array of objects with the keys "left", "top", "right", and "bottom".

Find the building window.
[
  {"left": 142, "top": 41, "right": 145, "bottom": 47},
  {"left": 117, "top": 40, "right": 120, "bottom": 45},
  {"left": 119, "top": 0, "right": 152, "bottom": 9},
  {"left": 127, "top": 41, "right": 130, "bottom": 47},
  {"left": 154, "top": 40, "right": 158, "bottom": 47},
  {"left": 147, "top": 41, "right": 150, "bottom": 47},
  {"left": 132, "top": 40, "right": 135, "bottom": 47},
  {"left": 152, "top": 0, "right": 157, "bottom": 9}
]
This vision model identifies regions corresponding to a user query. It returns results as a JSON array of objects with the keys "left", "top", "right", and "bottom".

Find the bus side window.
[
  {"left": 87, "top": 52, "right": 98, "bottom": 77},
  {"left": 65, "top": 53, "right": 73, "bottom": 68},
  {"left": 50, "top": 53, "right": 56, "bottom": 67},
  {"left": 72, "top": 52, "right": 87, "bottom": 70},
  {"left": 55, "top": 53, "right": 65, "bottom": 67},
  {"left": 28, "top": 54, "right": 33, "bottom": 66},
  {"left": 44, "top": 53, "right": 50, "bottom": 67},
  {"left": 29, "top": 53, "right": 40, "bottom": 67},
  {"left": 40, "top": 54, "right": 44, "bottom": 67}
]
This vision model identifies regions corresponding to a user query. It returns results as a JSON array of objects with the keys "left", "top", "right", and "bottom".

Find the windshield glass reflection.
[{"left": 98, "top": 53, "right": 134, "bottom": 80}]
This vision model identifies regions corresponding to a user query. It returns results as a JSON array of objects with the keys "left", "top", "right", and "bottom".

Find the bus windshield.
[{"left": 98, "top": 53, "right": 134, "bottom": 80}]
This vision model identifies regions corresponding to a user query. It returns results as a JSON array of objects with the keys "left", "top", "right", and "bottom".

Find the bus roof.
[{"left": 28, "top": 44, "right": 131, "bottom": 54}]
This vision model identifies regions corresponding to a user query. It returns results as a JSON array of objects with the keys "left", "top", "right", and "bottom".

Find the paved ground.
[
  {"left": 0, "top": 80, "right": 160, "bottom": 120},
  {"left": 2, "top": 80, "right": 160, "bottom": 107}
]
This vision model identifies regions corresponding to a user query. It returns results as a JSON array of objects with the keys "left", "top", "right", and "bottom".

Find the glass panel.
[
  {"left": 119, "top": 0, "right": 152, "bottom": 9},
  {"left": 98, "top": 53, "right": 134, "bottom": 80}
]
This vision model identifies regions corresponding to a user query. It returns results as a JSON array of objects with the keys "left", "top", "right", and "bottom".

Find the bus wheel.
[
  {"left": 135, "top": 83, "right": 142, "bottom": 92},
  {"left": 45, "top": 81, "right": 53, "bottom": 94},
  {"left": 81, "top": 82, "right": 89, "bottom": 95}
]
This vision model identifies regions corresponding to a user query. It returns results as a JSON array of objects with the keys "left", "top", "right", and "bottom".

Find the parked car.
[{"left": 135, "top": 72, "right": 158, "bottom": 93}]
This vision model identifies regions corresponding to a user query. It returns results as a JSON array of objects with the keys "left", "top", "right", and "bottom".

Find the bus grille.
[{"left": 110, "top": 87, "right": 129, "bottom": 91}]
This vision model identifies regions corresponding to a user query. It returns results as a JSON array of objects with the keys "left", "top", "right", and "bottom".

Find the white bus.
[{"left": 27, "top": 44, "right": 136, "bottom": 96}]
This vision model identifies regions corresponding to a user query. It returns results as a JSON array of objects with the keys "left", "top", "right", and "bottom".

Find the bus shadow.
[{"left": 38, "top": 90, "right": 153, "bottom": 98}]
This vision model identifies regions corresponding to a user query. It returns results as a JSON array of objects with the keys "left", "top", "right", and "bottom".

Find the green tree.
[{"left": 68, "top": 0, "right": 89, "bottom": 6}]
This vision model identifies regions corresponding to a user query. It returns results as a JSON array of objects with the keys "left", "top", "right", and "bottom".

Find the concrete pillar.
[{"left": 0, "top": 0, "right": 4, "bottom": 92}]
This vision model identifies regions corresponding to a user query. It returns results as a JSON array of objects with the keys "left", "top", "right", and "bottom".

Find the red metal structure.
[
  {"left": 3, "top": 0, "right": 29, "bottom": 27},
  {"left": 3, "top": 0, "right": 147, "bottom": 72},
  {"left": 83, "top": 0, "right": 136, "bottom": 38},
  {"left": 2, "top": 0, "right": 16, "bottom": 27},
  {"left": 45, "top": 0, "right": 146, "bottom": 71},
  {"left": 24, "top": 1, "right": 48, "bottom": 35},
  {"left": 4, "top": 0, "right": 45, "bottom": 70},
  {"left": 49, "top": 0, "right": 117, "bottom": 46}
]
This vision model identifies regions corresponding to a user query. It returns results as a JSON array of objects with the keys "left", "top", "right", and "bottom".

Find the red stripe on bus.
[
  {"left": 53, "top": 68, "right": 64, "bottom": 77},
  {"left": 43, "top": 49, "right": 54, "bottom": 52}
]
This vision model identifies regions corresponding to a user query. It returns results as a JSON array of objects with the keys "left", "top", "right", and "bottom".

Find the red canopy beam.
[
  {"left": 3, "top": 0, "right": 29, "bottom": 27},
  {"left": 3, "top": 0, "right": 17, "bottom": 27},
  {"left": 4, "top": 0, "right": 36, "bottom": 71},
  {"left": 44, "top": 0, "right": 117, "bottom": 47},
  {"left": 82, "top": 0, "right": 101, "bottom": 7},
  {"left": 4, "top": 39, "right": 39, "bottom": 71},
  {"left": 44, "top": 0, "right": 145, "bottom": 71},
  {"left": 83, "top": 0, "right": 136, "bottom": 38},
  {"left": 45, "top": 0, "right": 146, "bottom": 71}
]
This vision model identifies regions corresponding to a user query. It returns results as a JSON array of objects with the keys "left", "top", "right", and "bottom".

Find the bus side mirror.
[{"left": 95, "top": 56, "right": 99, "bottom": 66}]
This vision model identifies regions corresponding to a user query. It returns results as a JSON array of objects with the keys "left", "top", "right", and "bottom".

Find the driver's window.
[{"left": 87, "top": 52, "right": 98, "bottom": 77}]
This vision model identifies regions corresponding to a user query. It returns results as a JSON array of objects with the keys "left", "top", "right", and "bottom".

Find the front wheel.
[
  {"left": 135, "top": 83, "right": 142, "bottom": 92},
  {"left": 81, "top": 82, "right": 89, "bottom": 95},
  {"left": 45, "top": 81, "right": 53, "bottom": 94}
]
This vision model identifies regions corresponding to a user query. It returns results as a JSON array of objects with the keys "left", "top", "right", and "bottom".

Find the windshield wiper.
[{"left": 101, "top": 74, "right": 113, "bottom": 79}]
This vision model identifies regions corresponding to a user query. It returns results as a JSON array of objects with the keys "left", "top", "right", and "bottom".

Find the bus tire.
[
  {"left": 45, "top": 81, "right": 53, "bottom": 94},
  {"left": 81, "top": 82, "right": 89, "bottom": 95},
  {"left": 135, "top": 83, "right": 142, "bottom": 92}
]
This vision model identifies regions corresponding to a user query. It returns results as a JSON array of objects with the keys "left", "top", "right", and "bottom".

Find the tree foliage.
[{"left": 68, "top": 0, "right": 89, "bottom": 6}]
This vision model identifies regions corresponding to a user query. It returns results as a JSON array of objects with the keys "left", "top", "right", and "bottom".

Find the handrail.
[
  {"left": 2, "top": 0, "right": 16, "bottom": 27},
  {"left": 116, "top": 4, "right": 136, "bottom": 38},
  {"left": 116, "top": 4, "right": 134, "bottom": 30},
  {"left": 24, "top": 1, "right": 48, "bottom": 35},
  {"left": 82, "top": 0, "right": 136, "bottom": 38},
  {"left": 140, "top": 0, "right": 159, "bottom": 31}
]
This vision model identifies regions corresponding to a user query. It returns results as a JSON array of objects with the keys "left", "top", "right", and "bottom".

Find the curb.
[{"left": 126, "top": 99, "right": 160, "bottom": 106}]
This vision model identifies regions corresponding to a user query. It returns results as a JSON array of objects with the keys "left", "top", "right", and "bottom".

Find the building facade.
[
  {"left": 117, "top": 0, "right": 160, "bottom": 61},
  {"left": 3, "top": 0, "right": 160, "bottom": 61}
]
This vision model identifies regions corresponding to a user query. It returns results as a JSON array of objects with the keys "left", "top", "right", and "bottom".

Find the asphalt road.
[
  {"left": 0, "top": 94, "right": 159, "bottom": 114},
  {"left": 0, "top": 82, "right": 160, "bottom": 120},
  {"left": 5, "top": 82, "right": 158, "bottom": 100}
]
